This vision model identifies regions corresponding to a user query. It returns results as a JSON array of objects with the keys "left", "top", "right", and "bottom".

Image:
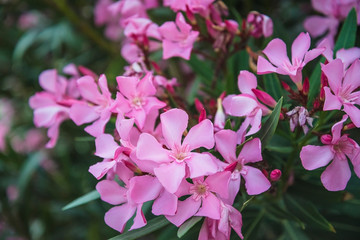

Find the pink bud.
[
  {"left": 186, "top": 5, "right": 196, "bottom": 24},
  {"left": 313, "top": 98, "right": 320, "bottom": 109},
  {"left": 302, "top": 77, "right": 309, "bottom": 95},
  {"left": 199, "top": 108, "right": 206, "bottom": 122},
  {"left": 344, "top": 123, "right": 356, "bottom": 130},
  {"left": 224, "top": 20, "right": 239, "bottom": 34},
  {"left": 261, "top": 169, "right": 269, "bottom": 178},
  {"left": 194, "top": 98, "right": 204, "bottom": 112},
  {"left": 321, "top": 134, "right": 332, "bottom": 145},
  {"left": 246, "top": 11, "right": 273, "bottom": 38},
  {"left": 270, "top": 169, "right": 281, "bottom": 181},
  {"left": 219, "top": 91, "right": 226, "bottom": 100},
  {"left": 281, "top": 81, "right": 291, "bottom": 92},
  {"left": 78, "top": 65, "right": 98, "bottom": 79},
  {"left": 252, "top": 89, "right": 277, "bottom": 108}
]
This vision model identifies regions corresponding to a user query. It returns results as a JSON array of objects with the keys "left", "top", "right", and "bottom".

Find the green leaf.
[
  {"left": 62, "top": 190, "right": 100, "bottom": 211},
  {"left": 266, "top": 203, "right": 305, "bottom": 229},
  {"left": 13, "top": 30, "right": 39, "bottom": 60},
  {"left": 283, "top": 221, "right": 310, "bottom": 240},
  {"left": 334, "top": 8, "right": 357, "bottom": 53},
  {"left": 226, "top": 50, "right": 249, "bottom": 94},
  {"left": 18, "top": 152, "right": 43, "bottom": 195},
  {"left": 263, "top": 73, "right": 283, "bottom": 101},
  {"left": 240, "top": 196, "right": 255, "bottom": 212},
  {"left": 307, "top": 60, "right": 323, "bottom": 108},
  {"left": 253, "top": 97, "right": 283, "bottom": 149},
  {"left": 188, "top": 55, "right": 213, "bottom": 86},
  {"left": 177, "top": 216, "right": 202, "bottom": 238},
  {"left": 224, "top": 119, "right": 232, "bottom": 130},
  {"left": 284, "top": 195, "right": 336, "bottom": 233},
  {"left": 244, "top": 209, "right": 265, "bottom": 240},
  {"left": 109, "top": 216, "right": 170, "bottom": 240}
]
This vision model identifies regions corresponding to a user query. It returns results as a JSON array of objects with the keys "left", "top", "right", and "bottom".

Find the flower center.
[
  {"left": 170, "top": 144, "right": 191, "bottom": 163},
  {"left": 131, "top": 96, "right": 145, "bottom": 109},
  {"left": 190, "top": 181, "right": 209, "bottom": 201}
]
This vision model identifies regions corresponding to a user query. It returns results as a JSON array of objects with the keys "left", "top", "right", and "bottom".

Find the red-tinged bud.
[
  {"left": 302, "top": 77, "right": 309, "bottom": 95},
  {"left": 166, "top": 85, "right": 175, "bottom": 94},
  {"left": 224, "top": 20, "right": 239, "bottom": 34},
  {"left": 151, "top": 61, "right": 161, "bottom": 73},
  {"left": 209, "top": 99, "right": 216, "bottom": 108},
  {"left": 344, "top": 123, "right": 356, "bottom": 131},
  {"left": 78, "top": 65, "right": 98, "bottom": 79},
  {"left": 143, "top": 35, "right": 149, "bottom": 50},
  {"left": 219, "top": 91, "right": 226, "bottom": 100},
  {"left": 270, "top": 169, "right": 282, "bottom": 181},
  {"left": 281, "top": 81, "right": 291, "bottom": 92},
  {"left": 279, "top": 112, "right": 284, "bottom": 120},
  {"left": 186, "top": 5, "right": 196, "bottom": 24},
  {"left": 313, "top": 98, "right": 320, "bottom": 109},
  {"left": 194, "top": 98, "right": 204, "bottom": 112},
  {"left": 199, "top": 108, "right": 206, "bottom": 123},
  {"left": 252, "top": 89, "right": 277, "bottom": 108},
  {"left": 163, "top": 106, "right": 171, "bottom": 112},
  {"left": 321, "top": 134, "right": 332, "bottom": 145},
  {"left": 123, "top": 160, "right": 142, "bottom": 174},
  {"left": 320, "top": 71, "right": 328, "bottom": 88},
  {"left": 261, "top": 169, "right": 269, "bottom": 178}
]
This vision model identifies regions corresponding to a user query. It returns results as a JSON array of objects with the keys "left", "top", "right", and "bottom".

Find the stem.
[{"left": 47, "top": 0, "right": 119, "bottom": 56}]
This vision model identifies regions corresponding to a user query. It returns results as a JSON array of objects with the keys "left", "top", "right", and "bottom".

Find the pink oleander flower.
[
  {"left": 11, "top": 129, "right": 45, "bottom": 154},
  {"left": 300, "top": 115, "right": 360, "bottom": 191},
  {"left": 246, "top": 11, "right": 273, "bottom": 38},
  {"left": 115, "top": 73, "right": 166, "bottom": 129},
  {"left": 124, "top": 17, "right": 161, "bottom": 42},
  {"left": 136, "top": 108, "right": 218, "bottom": 193},
  {"left": 29, "top": 69, "right": 79, "bottom": 148},
  {"left": 96, "top": 174, "right": 164, "bottom": 233},
  {"left": 108, "top": 0, "right": 147, "bottom": 28},
  {"left": 286, "top": 106, "right": 314, "bottom": 134},
  {"left": 158, "top": 12, "right": 199, "bottom": 60},
  {"left": 223, "top": 71, "right": 273, "bottom": 142},
  {"left": 304, "top": 0, "right": 360, "bottom": 47},
  {"left": 70, "top": 74, "right": 118, "bottom": 137},
  {"left": 257, "top": 32, "right": 324, "bottom": 90},
  {"left": 165, "top": 171, "right": 231, "bottom": 226},
  {"left": 215, "top": 129, "right": 271, "bottom": 204},
  {"left": 199, "top": 202, "right": 243, "bottom": 240},
  {"left": 322, "top": 58, "right": 360, "bottom": 127}
]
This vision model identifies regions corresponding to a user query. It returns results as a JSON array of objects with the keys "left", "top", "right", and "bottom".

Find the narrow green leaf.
[
  {"left": 244, "top": 209, "right": 265, "bottom": 240},
  {"left": 18, "top": 152, "right": 43, "bottom": 195},
  {"left": 224, "top": 119, "right": 232, "bottom": 130},
  {"left": 109, "top": 216, "right": 170, "bottom": 240},
  {"left": 240, "top": 196, "right": 255, "bottom": 212},
  {"left": 334, "top": 8, "right": 357, "bottom": 53},
  {"left": 62, "top": 190, "right": 100, "bottom": 211},
  {"left": 307, "top": 61, "right": 323, "bottom": 108},
  {"left": 188, "top": 55, "right": 213, "bottom": 86},
  {"left": 283, "top": 221, "right": 310, "bottom": 240},
  {"left": 13, "top": 30, "right": 39, "bottom": 60},
  {"left": 284, "top": 195, "right": 336, "bottom": 233},
  {"left": 266, "top": 204, "right": 305, "bottom": 229},
  {"left": 177, "top": 216, "right": 202, "bottom": 238},
  {"left": 253, "top": 97, "right": 283, "bottom": 149},
  {"left": 263, "top": 73, "right": 283, "bottom": 101}
]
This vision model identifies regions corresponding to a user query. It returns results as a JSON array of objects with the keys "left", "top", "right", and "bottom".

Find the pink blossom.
[
  {"left": 70, "top": 74, "right": 118, "bottom": 137},
  {"left": 246, "top": 11, "right": 273, "bottom": 38},
  {"left": 115, "top": 73, "right": 166, "bottom": 129},
  {"left": 270, "top": 169, "right": 282, "bottom": 182},
  {"left": 165, "top": 171, "right": 231, "bottom": 226},
  {"left": 286, "top": 106, "right": 314, "bottom": 133},
  {"left": 257, "top": 32, "right": 324, "bottom": 89},
  {"left": 96, "top": 174, "right": 163, "bottom": 232},
  {"left": 158, "top": 12, "right": 199, "bottom": 60},
  {"left": 136, "top": 108, "right": 218, "bottom": 193},
  {"left": 108, "top": 0, "right": 147, "bottom": 28},
  {"left": 215, "top": 129, "right": 270, "bottom": 204},
  {"left": 199, "top": 202, "right": 243, "bottom": 240},
  {"left": 300, "top": 115, "right": 360, "bottom": 191},
  {"left": 322, "top": 59, "right": 360, "bottom": 127}
]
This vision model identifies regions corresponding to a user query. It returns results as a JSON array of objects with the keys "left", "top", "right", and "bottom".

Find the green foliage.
[{"left": 62, "top": 190, "right": 100, "bottom": 211}]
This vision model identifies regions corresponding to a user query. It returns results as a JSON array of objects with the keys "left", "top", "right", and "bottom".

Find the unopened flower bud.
[
  {"left": 224, "top": 20, "right": 239, "bottom": 34},
  {"left": 281, "top": 81, "right": 291, "bottom": 92},
  {"left": 246, "top": 11, "right": 273, "bottom": 38},
  {"left": 302, "top": 77, "right": 309, "bottom": 95},
  {"left": 261, "top": 169, "right": 269, "bottom": 178},
  {"left": 344, "top": 123, "right": 356, "bottom": 131},
  {"left": 321, "top": 134, "right": 332, "bottom": 145},
  {"left": 270, "top": 169, "right": 282, "bottom": 181},
  {"left": 252, "top": 89, "right": 277, "bottom": 108}
]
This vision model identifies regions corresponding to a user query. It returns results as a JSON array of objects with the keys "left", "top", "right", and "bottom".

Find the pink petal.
[
  {"left": 223, "top": 177, "right": 241, "bottom": 205},
  {"left": 69, "top": 103, "right": 99, "bottom": 126},
  {"left": 337, "top": 48, "right": 360, "bottom": 69},
  {"left": 257, "top": 56, "right": 277, "bottom": 74},
  {"left": 89, "top": 160, "right": 116, "bottom": 179},
  {"left": 321, "top": 157, "right": 351, "bottom": 191},
  {"left": 303, "top": 47, "right": 324, "bottom": 65},
  {"left": 244, "top": 108, "right": 263, "bottom": 136},
  {"left": 222, "top": 95, "right": 258, "bottom": 117},
  {"left": 96, "top": 179, "right": 127, "bottom": 205},
  {"left": 143, "top": 96, "right": 166, "bottom": 113},
  {"left": 116, "top": 117, "right": 134, "bottom": 140},
  {"left": 160, "top": 108, "right": 188, "bottom": 149},
  {"left": 238, "top": 138, "right": 262, "bottom": 164},
  {"left": 205, "top": 171, "right": 231, "bottom": 198},
  {"left": 228, "top": 205, "right": 244, "bottom": 239},
  {"left": 154, "top": 161, "right": 186, "bottom": 193},
  {"left": 137, "top": 72, "right": 156, "bottom": 96},
  {"left": 129, "top": 175, "right": 163, "bottom": 204},
  {"left": 300, "top": 145, "right": 334, "bottom": 170},
  {"left": 95, "top": 134, "right": 119, "bottom": 159},
  {"left": 39, "top": 69, "right": 58, "bottom": 93},
  {"left": 98, "top": 74, "right": 111, "bottom": 99},
  {"left": 136, "top": 133, "right": 170, "bottom": 163},
  {"left": 195, "top": 193, "right": 221, "bottom": 219},
  {"left": 343, "top": 59, "right": 360, "bottom": 92},
  {"left": 186, "top": 153, "right": 218, "bottom": 178},
  {"left": 162, "top": 39, "right": 194, "bottom": 60},
  {"left": 304, "top": 16, "right": 331, "bottom": 37},
  {"left": 84, "top": 111, "right": 111, "bottom": 137},
  {"left": 323, "top": 87, "right": 342, "bottom": 111},
  {"left": 166, "top": 197, "right": 201, "bottom": 227},
  {"left": 343, "top": 104, "right": 360, "bottom": 128},
  {"left": 237, "top": 71, "right": 257, "bottom": 96},
  {"left": 242, "top": 166, "right": 271, "bottom": 195},
  {"left": 116, "top": 76, "right": 138, "bottom": 99},
  {"left": 33, "top": 105, "right": 66, "bottom": 127},
  {"left": 77, "top": 76, "right": 103, "bottom": 104},
  {"left": 45, "top": 114, "right": 67, "bottom": 148},
  {"left": 130, "top": 204, "right": 147, "bottom": 230},
  {"left": 291, "top": 32, "right": 310, "bottom": 63},
  {"left": 331, "top": 114, "right": 348, "bottom": 143},
  {"left": 105, "top": 203, "right": 136, "bottom": 233},
  {"left": 321, "top": 59, "right": 344, "bottom": 95},
  {"left": 127, "top": 108, "right": 146, "bottom": 129},
  {"left": 263, "top": 38, "right": 291, "bottom": 68},
  {"left": 152, "top": 190, "right": 178, "bottom": 216},
  {"left": 214, "top": 130, "right": 237, "bottom": 162},
  {"left": 183, "top": 119, "right": 214, "bottom": 151}
]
